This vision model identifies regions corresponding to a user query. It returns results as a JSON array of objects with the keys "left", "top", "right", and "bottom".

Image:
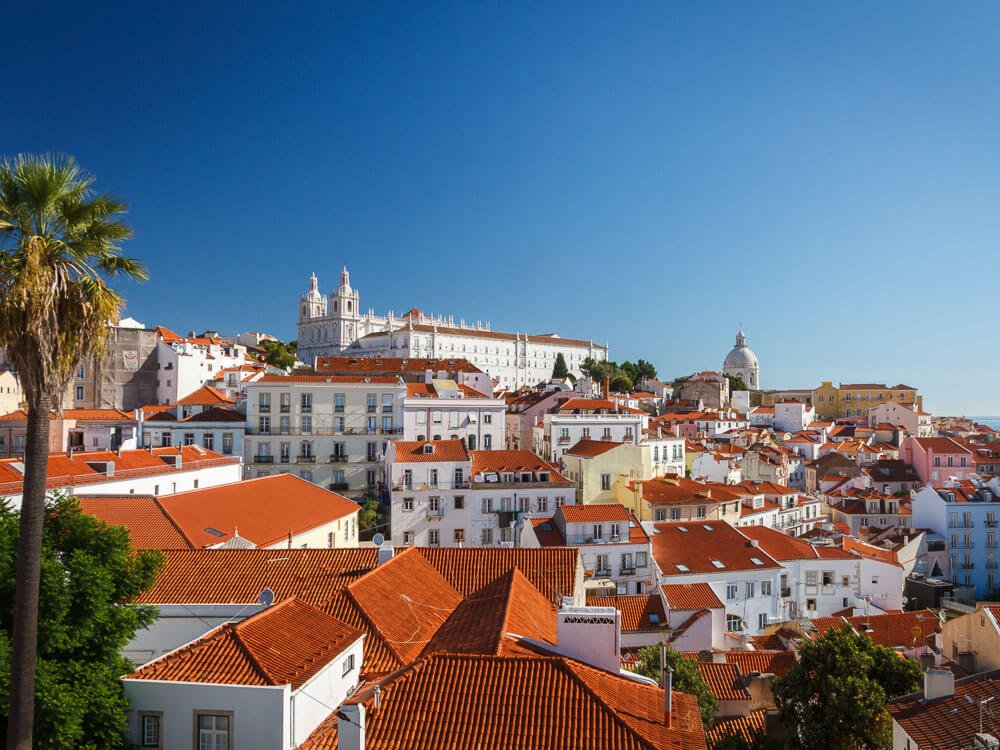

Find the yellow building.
[{"left": 812, "top": 382, "right": 921, "bottom": 419}]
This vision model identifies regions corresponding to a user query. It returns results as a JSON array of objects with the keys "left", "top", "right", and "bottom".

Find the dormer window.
[{"left": 422, "top": 443, "right": 434, "bottom": 454}]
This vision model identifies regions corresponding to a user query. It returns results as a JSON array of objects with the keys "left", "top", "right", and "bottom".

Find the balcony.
[
  {"left": 301, "top": 405, "right": 312, "bottom": 413},
  {"left": 259, "top": 405, "right": 271, "bottom": 413},
  {"left": 988, "top": 562, "right": 998, "bottom": 570},
  {"left": 962, "top": 562, "right": 976, "bottom": 569},
  {"left": 280, "top": 404, "right": 290, "bottom": 413},
  {"left": 296, "top": 455, "right": 316, "bottom": 464},
  {"left": 620, "top": 566, "right": 636, "bottom": 576},
  {"left": 558, "top": 436, "right": 572, "bottom": 444},
  {"left": 594, "top": 567, "right": 612, "bottom": 578},
  {"left": 949, "top": 521, "right": 975, "bottom": 529},
  {"left": 781, "top": 587, "right": 791, "bottom": 598},
  {"left": 329, "top": 482, "right": 349, "bottom": 491},
  {"left": 988, "top": 519, "right": 999, "bottom": 528},
  {"left": 329, "top": 455, "right": 349, "bottom": 463},
  {"left": 426, "top": 508, "right": 445, "bottom": 520}
]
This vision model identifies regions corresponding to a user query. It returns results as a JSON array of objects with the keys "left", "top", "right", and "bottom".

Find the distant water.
[{"left": 970, "top": 417, "right": 1000, "bottom": 431}]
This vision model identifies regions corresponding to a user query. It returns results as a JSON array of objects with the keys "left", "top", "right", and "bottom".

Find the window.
[
  {"left": 536, "top": 496, "right": 548, "bottom": 513},
  {"left": 601, "top": 473, "right": 611, "bottom": 491},
  {"left": 382, "top": 416, "right": 393, "bottom": 432},
  {"left": 196, "top": 713, "right": 231, "bottom": 750},
  {"left": 454, "top": 528, "right": 465, "bottom": 544},
  {"left": 428, "top": 529, "right": 440, "bottom": 546},
  {"left": 822, "top": 571, "right": 834, "bottom": 587},
  {"left": 203, "top": 433, "right": 214, "bottom": 451},
  {"left": 258, "top": 416, "right": 270, "bottom": 434},
  {"left": 806, "top": 598, "right": 817, "bottom": 611},
  {"left": 805, "top": 571, "right": 818, "bottom": 586},
  {"left": 382, "top": 393, "right": 393, "bottom": 413},
  {"left": 328, "top": 531, "right": 334, "bottom": 548},
  {"left": 258, "top": 392, "right": 271, "bottom": 411},
  {"left": 342, "top": 653, "right": 355, "bottom": 676},
  {"left": 301, "top": 392, "right": 312, "bottom": 412},
  {"left": 697, "top": 506, "right": 707, "bottom": 519},
  {"left": 160, "top": 433, "right": 172, "bottom": 447},
  {"left": 184, "top": 433, "right": 195, "bottom": 446},
  {"left": 279, "top": 416, "right": 290, "bottom": 435},
  {"left": 761, "top": 580, "right": 772, "bottom": 596},
  {"left": 403, "top": 497, "right": 414, "bottom": 512},
  {"left": 76, "top": 364, "right": 86, "bottom": 379},
  {"left": 747, "top": 581, "right": 755, "bottom": 597},
  {"left": 481, "top": 527, "right": 493, "bottom": 545},
  {"left": 432, "top": 410, "right": 442, "bottom": 424},
  {"left": 280, "top": 392, "right": 291, "bottom": 412},
  {"left": 483, "top": 413, "right": 492, "bottom": 424},
  {"left": 759, "top": 613, "right": 768, "bottom": 630},
  {"left": 654, "top": 508, "right": 667, "bottom": 522},
  {"left": 139, "top": 712, "right": 161, "bottom": 748},
  {"left": 726, "top": 583, "right": 738, "bottom": 600},
  {"left": 403, "top": 531, "right": 414, "bottom": 545},
  {"left": 222, "top": 433, "right": 233, "bottom": 455},
  {"left": 75, "top": 385, "right": 84, "bottom": 400},
  {"left": 726, "top": 614, "right": 743, "bottom": 632},
  {"left": 335, "top": 393, "right": 345, "bottom": 413},
  {"left": 483, "top": 434, "right": 492, "bottom": 449},
  {"left": 670, "top": 508, "right": 681, "bottom": 520},
  {"left": 301, "top": 416, "right": 312, "bottom": 434}
]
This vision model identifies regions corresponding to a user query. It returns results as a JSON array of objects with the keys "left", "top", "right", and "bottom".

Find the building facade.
[
  {"left": 722, "top": 329, "right": 760, "bottom": 390},
  {"left": 296, "top": 268, "right": 608, "bottom": 388}
]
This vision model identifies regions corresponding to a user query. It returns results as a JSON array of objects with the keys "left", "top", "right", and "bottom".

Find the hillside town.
[{"left": 0, "top": 265, "right": 997, "bottom": 748}]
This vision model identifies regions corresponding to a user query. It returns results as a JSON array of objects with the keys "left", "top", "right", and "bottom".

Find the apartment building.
[
  {"left": 244, "top": 374, "right": 406, "bottom": 497},
  {"left": 401, "top": 380, "right": 505, "bottom": 448},
  {"left": 386, "top": 440, "right": 575, "bottom": 547},
  {"left": 540, "top": 398, "right": 648, "bottom": 462},
  {"left": 900, "top": 435, "right": 975, "bottom": 484},
  {"left": 559, "top": 436, "right": 685, "bottom": 506}
]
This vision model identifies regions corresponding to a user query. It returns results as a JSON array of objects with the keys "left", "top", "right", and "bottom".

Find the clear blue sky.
[{"left": 5, "top": 2, "right": 999, "bottom": 415}]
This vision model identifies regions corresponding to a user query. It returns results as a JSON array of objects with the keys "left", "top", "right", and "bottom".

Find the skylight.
[
  {"left": 678, "top": 526, "right": 688, "bottom": 533},
  {"left": 750, "top": 557, "right": 765, "bottom": 566},
  {"left": 703, "top": 525, "right": 714, "bottom": 531},
  {"left": 710, "top": 560, "right": 726, "bottom": 569},
  {"left": 675, "top": 564, "right": 690, "bottom": 572},
  {"left": 204, "top": 527, "right": 226, "bottom": 537},
  {"left": 540, "top": 523, "right": 553, "bottom": 531}
]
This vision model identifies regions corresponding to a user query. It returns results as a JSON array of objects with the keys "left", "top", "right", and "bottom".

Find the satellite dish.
[
  {"left": 902, "top": 596, "right": 909, "bottom": 604},
  {"left": 372, "top": 533, "right": 385, "bottom": 547},
  {"left": 258, "top": 588, "right": 275, "bottom": 608}
]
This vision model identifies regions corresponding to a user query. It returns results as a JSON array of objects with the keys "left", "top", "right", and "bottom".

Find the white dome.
[{"left": 724, "top": 345, "right": 758, "bottom": 370}]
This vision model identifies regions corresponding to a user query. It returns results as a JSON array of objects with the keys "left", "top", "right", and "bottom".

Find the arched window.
[
  {"left": 468, "top": 434, "right": 477, "bottom": 450},
  {"left": 347, "top": 301, "right": 352, "bottom": 312},
  {"left": 333, "top": 301, "right": 338, "bottom": 312}
]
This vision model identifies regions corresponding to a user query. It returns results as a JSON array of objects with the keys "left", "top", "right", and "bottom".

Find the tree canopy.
[
  {"left": 0, "top": 496, "right": 163, "bottom": 749},
  {"left": 772, "top": 623, "right": 922, "bottom": 750},
  {"left": 580, "top": 357, "right": 658, "bottom": 394},
  {"left": 552, "top": 352, "right": 569, "bottom": 379},
  {"left": 633, "top": 644, "right": 718, "bottom": 726},
  {"left": 725, "top": 374, "right": 749, "bottom": 392},
  {"left": 261, "top": 338, "right": 297, "bottom": 371}
]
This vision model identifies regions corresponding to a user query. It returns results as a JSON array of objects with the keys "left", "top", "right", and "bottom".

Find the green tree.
[
  {"left": 712, "top": 731, "right": 784, "bottom": 750},
  {"left": 261, "top": 338, "right": 297, "bottom": 370},
  {"left": 634, "top": 358, "right": 657, "bottom": 382},
  {"left": 725, "top": 374, "right": 749, "bottom": 392},
  {"left": 552, "top": 352, "right": 569, "bottom": 379},
  {"left": 0, "top": 154, "right": 146, "bottom": 749},
  {"left": 772, "top": 623, "right": 921, "bottom": 750},
  {"left": 358, "top": 497, "right": 384, "bottom": 541},
  {"left": 634, "top": 644, "right": 718, "bottom": 726},
  {"left": 610, "top": 373, "right": 633, "bottom": 393},
  {"left": 0, "top": 496, "right": 163, "bottom": 748}
]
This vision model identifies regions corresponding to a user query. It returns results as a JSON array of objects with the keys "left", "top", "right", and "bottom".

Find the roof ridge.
[
  {"left": 231, "top": 599, "right": 304, "bottom": 685},
  {"left": 152, "top": 495, "right": 198, "bottom": 548}
]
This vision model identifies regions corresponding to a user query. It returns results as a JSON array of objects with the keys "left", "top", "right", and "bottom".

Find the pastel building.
[{"left": 900, "top": 436, "right": 975, "bottom": 484}]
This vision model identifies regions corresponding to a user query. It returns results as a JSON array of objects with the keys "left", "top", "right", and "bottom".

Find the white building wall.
[
  {"left": 545, "top": 413, "right": 646, "bottom": 462},
  {"left": 125, "top": 604, "right": 265, "bottom": 665},
  {"left": 658, "top": 569, "right": 782, "bottom": 636},
  {"left": 289, "top": 638, "right": 364, "bottom": 747},
  {"left": 401, "top": 396, "right": 505, "bottom": 449},
  {"left": 123, "top": 680, "right": 289, "bottom": 750}
]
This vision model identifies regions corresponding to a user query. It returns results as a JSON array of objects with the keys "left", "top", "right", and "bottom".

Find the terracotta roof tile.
[
  {"left": 564, "top": 439, "right": 626, "bottom": 458},
  {"left": 695, "top": 662, "right": 750, "bottom": 702},
  {"left": 177, "top": 385, "right": 236, "bottom": 405},
  {"left": 417, "top": 547, "right": 580, "bottom": 603},
  {"left": 888, "top": 672, "right": 1000, "bottom": 749},
  {"left": 314, "top": 356, "right": 483, "bottom": 375},
  {"left": 393, "top": 439, "right": 470, "bottom": 463},
  {"left": 660, "top": 583, "right": 723, "bottom": 610},
  {"left": 587, "top": 594, "right": 667, "bottom": 632},
  {"left": 257, "top": 374, "right": 401, "bottom": 384},
  {"left": 76, "top": 495, "right": 192, "bottom": 549},
  {"left": 470, "top": 449, "right": 567, "bottom": 480},
  {"left": 560, "top": 503, "right": 632, "bottom": 523},
  {"left": 651, "top": 522, "right": 780, "bottom": 575},
  {"left": 178, "top": 406, "right": 246, "bottom": 423},
  {"left": 722, "top": 651, "right": 796, "bottom": 676},
  {"left": 706, "top": 709, "right": 768, "bottom": 746},
  {"left": 739, "top": 526, "right": 819, "bottom": 561},
  {"left": 126, "top": 598, "right": 362, "bottom": 688},
  {"left": 301, "top": 653, "right": 707, "bottom": 750}
]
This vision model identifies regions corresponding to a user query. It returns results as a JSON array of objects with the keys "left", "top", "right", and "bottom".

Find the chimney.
[
  {"left": 923, "top": 668, "right": 955, "bottom": 701},
  {"left": 659, "top": 644, "right": 673, "bottom": 729},
  {"left": 603, "top": 377, "right": 610, "bottom": 399},
  {"left": 337, "top": 703, "right": 366, "bottom": 750},
  {"left": 377, "top": 545, "right": 395, "bottom": 566},
  {"left": 554, "top": 605, "right": 621, "bottom": 673}
]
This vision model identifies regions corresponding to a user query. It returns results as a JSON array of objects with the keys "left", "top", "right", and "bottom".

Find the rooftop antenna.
[{"left": 257, "top": 588, "right": 275, "bottom": 608}]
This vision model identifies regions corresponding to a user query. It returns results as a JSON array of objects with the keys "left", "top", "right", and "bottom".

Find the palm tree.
[{"left": 0, "top": 154, "right": 146, "bottom": 749}]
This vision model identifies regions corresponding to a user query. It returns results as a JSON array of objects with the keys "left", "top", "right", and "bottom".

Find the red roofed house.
[
  {"left": 0, "top": 407, "right": 141, "bottom": 457},
  {"left": 889, "top": 668, "right": 1000, "bottom": 750},
  {"left": 0, "top": 445, "right": 242, "bottom": 510},
  {"left": 901, "top": 435, "right": 975, "bottom": 484},
  {"left": 387, "top": 440, "right": 576, "bottom": 549},
  {"left": 79, "top": 473, "right": 361, "bottom": 551},
  {"left": 541, "top": 397, "right": 648, "bottom": 462},
  {"left": 155, "top": 329, "right": 251, "bottom": 405},
  {"left": 123, "top": 597, "right": 366, "bottom": 749},
  {"left": 560, "top": 434, "right": 686, "bottom": 507}
]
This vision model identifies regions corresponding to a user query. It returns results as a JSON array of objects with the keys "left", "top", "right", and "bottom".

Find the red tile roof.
[
  {"left": 651, "top": 522, "right": 780, "bottom": 575},
  {"left": 563, "top": 439, "right": 625, "bottom": 458},
  {"left": 640, "top": 477, "right": 744, "bottom": 506},
  {"left": 810, "top": 609, "right": 942, "bottom": 648},
  {"left": 530, "top": 516, "right": 566, "bottom": 545},
  {"left": 695, "top": 662, "right": 750, "bottom": 702},
  {"left": 587, "top": 594, "right": 667, "bottom": 632},
  {"left": 76, "top": 495, "right": 192, "bottom": 549},
  {"left": 393, "top": 438, "right": 470, "bottom": 463},
  {"left": 888, "top": 672, "right": 1000, "bottom": 749},
  {"left": 257, "top": 374, "right": 401, "bottom": 383},
  {"left": 560, "top": 503, "right": 632, "bottom": 523},
  {"left": 126, "top": 598, "right": 362, "bottom": 688},
  {"left": 469, "top": 450, "right": 568, "bottom": 480},
  {"left": 706, "top": 709, "right": 768, "bottom": 747},
  {"left": 178, "top": 406, "right": 246, "bottom": 423},
  {"left": 313, "top": 356, "right": 483, "bottom": 375},
  {"left": 301, "top": 653, "right": 707, "bottom": 750},
  {"left": 722, "top": 651, "right": 796, "bottom": 676},
  {"left": 177, "top": 384, "right": 235, "bottom": 405},
  {"left": 739, "top": 525, "right": 819, "bottom": 560},
  {"left": 417, "top": 547, "right": 580, "bottom": 603},
  {"left": 558, "top": 397, "right": 644, "bottom": 414},
  {"left": 157, "top": 474, "right": 359, "bottom": 548},
  {"left": 911, "top": 436, "right": 973, "bottom": 454},
  {"left": 660, "top": 583, "right": 723, "bottom": 610}
]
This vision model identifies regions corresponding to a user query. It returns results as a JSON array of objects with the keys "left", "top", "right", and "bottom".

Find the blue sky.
[{"left": 5, "top": 2, "right": 999, "bottom": 415}]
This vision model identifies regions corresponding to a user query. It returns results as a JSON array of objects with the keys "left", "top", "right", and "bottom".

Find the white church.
[
  {"left": 297, "top": 268, "right": 608, "bottom": 389},
  {"left": 722, "top": 327, "right": 760, "bottom": 390}
]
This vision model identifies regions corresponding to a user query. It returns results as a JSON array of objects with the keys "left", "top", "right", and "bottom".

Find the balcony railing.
[
  {"left": 329, "top": 482, "right": 349, "bottom": 491},
  {"left": 988, "top": 519, "right": 999, "bottom": 528},
  {"left": 952, "top": 543, "right": 975, "bottom": 550},
  {"left": 962, "top": 562, "right": 976, "bottom": 569},
  {"left": 781, "top": 587, "right": 792, "bottom": 598},
  {"left": 391, "top": 481, "right": 470, "bottom": 491},
  {"left": 558, "top": 436, "right": 571, "bottom": 444},
  {"left": 620, "top": 566, "right": 636, "bottom": 576},
  {"left": 949, "top": 521, "right": 975, "bottom": 529},
  {"left": 253, "top": 455, "right": 274, "bottom": 464},
  {"left": 296, "top": 455, "right": 316, "bottom": 463},
  {"left": 329, "top": 455, "right": 349, "bottom": 463},
  {"left": 280, "top": 404, "right": 290, "bottom": 413},
  {"left": 594, "top": 567, "right": 612, "bottom": 578},
  {"left": 426, "top": 509, "right": 445, "bottom": 520},
  {"left": 987, "top": 562, "right": 998, "bottom": 570}
]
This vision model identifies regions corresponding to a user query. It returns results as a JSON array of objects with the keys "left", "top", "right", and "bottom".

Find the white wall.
[
  {"left": 289, "top": 638, "right": 364, "bottom": 746},
  {"left": 123, "top": 680, "right": 289, "bottom": 750},
  {"left": 125, "top": 604, "right": 266, "bottom": 665}
]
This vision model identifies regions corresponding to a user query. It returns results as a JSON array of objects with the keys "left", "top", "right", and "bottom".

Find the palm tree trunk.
[{"left": 6, "top": 393, "right": 52, "bottom": 750}]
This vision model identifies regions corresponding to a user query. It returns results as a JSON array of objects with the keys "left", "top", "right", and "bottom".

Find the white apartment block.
[
  {"left": 386, "top": 440, "right": 575, "bottom": 547},
  {"left": 402, "top": 380, "right": 505, "bottom": 448},
  {"left": 540, "top": 399, "right": 648, "bottom": 462},
  {"left": 296, "top": 268, "right": 608, "bottom": 389},
  {"left": 244, "top": 375, "right": 406, "bottom": 497}
]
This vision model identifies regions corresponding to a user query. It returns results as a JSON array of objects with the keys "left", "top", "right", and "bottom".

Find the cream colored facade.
[
  {"left": 0, "top": 370, "right": 23, "bottom": 416},
  {"left": 560, "top": 438, "right": 684, "bottom": 508},
  {"left": 941, "top": 607, "right": 1000, "bottom": 675},
  {"left": 813, "top": 381, "right": 922, "bottom": 419}
]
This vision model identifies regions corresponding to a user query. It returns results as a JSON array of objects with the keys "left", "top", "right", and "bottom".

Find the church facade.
[
  {"left": 297, "top": 268, "right": 608, "bottom": 389},
  {"left": 722, "top": 328, "right": 760, "bottom": 390}
]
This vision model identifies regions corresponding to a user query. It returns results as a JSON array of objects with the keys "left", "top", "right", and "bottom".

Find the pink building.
[{"left": 900, "top": 436, "right": 974, "bottom": 484}]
